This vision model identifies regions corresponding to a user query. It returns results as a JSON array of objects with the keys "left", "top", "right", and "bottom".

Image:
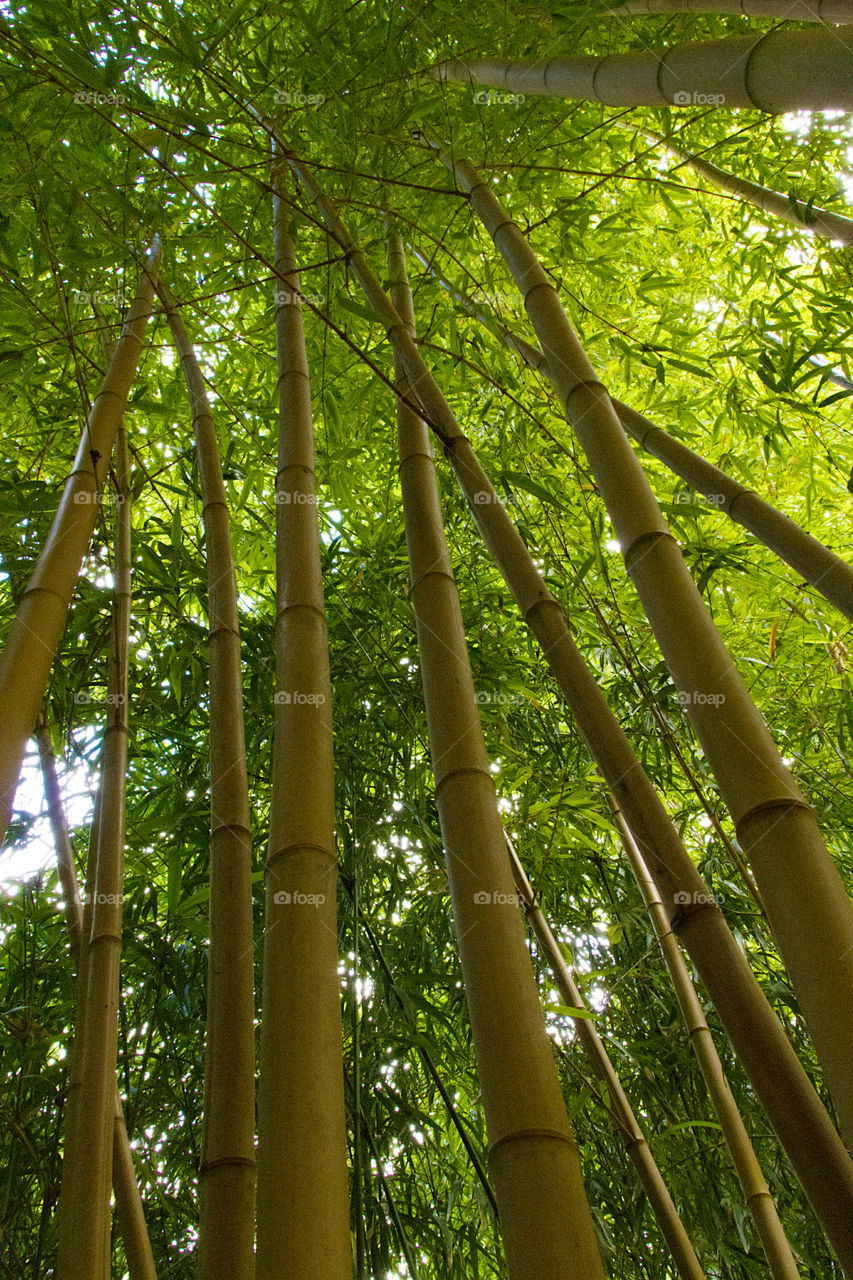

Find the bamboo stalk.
[
  {"left": 255, "top": 150, "right": 351, "bottom": 1280},
  {"left": 158, "top": 284, "right": 256, "bottom": 1280},
  {"left": 432, "top": 30, "right": 853, "bottom": 112},
  {"left": 387, "top": 225, "right": 606, "bottom": 1280},
  {"left": 276, "top": 142, "right": 853, "bottom": 1268},
  {"left": 0, "top": 238, "right": 160, "bottom": 851},
  {"left": 428, "top": 138, "right": 853, "bottom": 1168},
  {"left": 650, "top": 134, "right": 853, "bottom": 244},
  {"left": 604, "top": 804, "right": 802, "bottom": 1280},
  {"left": 36, "top": 715, "right": 157, "bottom": 1280},
  {"left": 409, "top": 245, "right": 853, "bottom": 624},
  {"left": 504, "top": 832, "right": 706, "bottom": 1280},
  {"left": 606, "top": 0, "right": 853, "bottom": 21},
  {"left": 57, "top": 424, "right": 133, "bottom": 1280}
]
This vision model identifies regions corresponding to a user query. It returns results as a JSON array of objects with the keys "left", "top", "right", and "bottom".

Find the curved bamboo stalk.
[
  {"left": 36, "top": 714, "right": 157, "bottom": 1280},
  {"left": 0, "top": 237, "right": 160, "bottom": 851},
  {"left": 605, "top": 804, "right": 802, "bottom": 1280},
  {"left": 276, "top": 143, "right": 853, "bottom": 1268},
  {"left": 57, "top": 425, "right": 132, "bottom": 1280},
  {"left": 504, "top": 833, "right": 706, "bottom": 1280},
  {"left": 428, "top": 137, "right": 853, "bottom": 1168},
  {"left": 158, "top": 284, "right": 256, "bottom": 1280},
  {"left": 432, "top": 30, "right": 853, "bottom": 112},
  {"left": 606, "top": 0, "right": 853, "bottom": 21},
  {"left": 386, "top": 225, "right": 606, "bottom": 1280},
  {"left": 652, "top": 135, "right": 853, "bottom": 244},
  {"left": 255, "top": 151, "right": 351, "bottom": 1280},
  {"left": 409, "top": 246, "right": 853, "bottom": 623}
]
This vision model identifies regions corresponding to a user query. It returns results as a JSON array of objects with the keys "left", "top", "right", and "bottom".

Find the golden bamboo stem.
[
  {"left": 606, "top": 0, "right": 853, "bottom": 23},
  {"left": 158, "top": 283, "right": 256, "bottom": 1280},
  {"left": 255, "top": 152, "right": 351, "bottom": 1280},
  {"left": 0, "top": 238, "right": 160, "bottom": 850}
]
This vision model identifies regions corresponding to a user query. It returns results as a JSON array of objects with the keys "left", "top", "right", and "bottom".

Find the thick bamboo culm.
[
  {"left": 36, "top": 715, "right": 157, "bottom": 1280},
  {"left": 606, "top": 0, "right": 853, "bottom": 21},
  {"left": 159, "top": 285, "right": 256, "bottom": 1280},
  {"left": 255, "top": 152, "right": 351, "bottom": 1280},
  {"left": 431, "top": 30, "right": 853, "bottom": 112},
  {"left": 656, "top": 137, "right": 853, "bottom": 245},
  {"left": 387, "top": 226, "right": 607, "bottom": 1280},
  {"left": 408, "top": 246, "right": 853, "bottom": 624},
  {"left": 504, "top": 832, "right": 706, "bottom": 1280},
  {"left": 431, "top": 138, "right": 853, "bottom": 1164},
  {"left": 0, "top": 238, "right": 160, "bottom": 851},
  {"left": 282, "top": 141, "right": 853, "bottom": 1272},
  {"left": 605, "top": 802, "right": 802, "bottom": 1280},
  {"left": 57, "top": 425, "right": 133, "bottom": 1280},
  {"left": 446, "top": 431, "right": 853, "bottom": 1271}
]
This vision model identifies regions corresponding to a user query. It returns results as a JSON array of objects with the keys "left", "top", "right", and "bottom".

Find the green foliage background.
[{"left": 0, "top": 0, "right": 852, "bottom": 1275}]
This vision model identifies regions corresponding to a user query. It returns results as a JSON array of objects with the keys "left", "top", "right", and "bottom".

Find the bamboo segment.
[
  {"left": 653, "top": 135, "right": 853, "bottom": 244},
  {"left": 504, "top": 833, "right": 706, "bottom": 1280},
  {"left": 159, "top": 285, "right": 256, "bottom": 1280},
  {"left": 606, "top": 0, "right": 853, "bottom": 20},
  {"left": 432, "top": 30, "right": 853, "bottom": 112},
  {"left": 0, "top": 238, "right": 160, "bottom": 851},
  {"left": 409, "top": 247, "right": 853, "bottom": 623},
  {"left": 255, "top": 152, "right": 351, "bottom": 1280},
  {"left": 36, "top": 716, "right": 157, "bottom": 1280},
  {"left": 281, "top": 139, "right": 853, "bottom": 1268},
  {"left": 57, "top": 426, "right": 133, "bottom": 1280},
  {"left": 445, "top": 431, "right": 853, "bottom": 1272},
  {"left": 605, "top": 803, "right": 802, "bottom": 1280},
  {"left": 387, "top": 227, "right": 606, "bottom": 1280},
  {"left": 430, "top": 140, "right": 853, "bottom": 1166}
]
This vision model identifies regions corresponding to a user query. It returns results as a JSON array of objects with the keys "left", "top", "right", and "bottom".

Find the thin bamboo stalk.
[
  {"left": 606, "top": 0, "right": 853, "bottom": 21},
  {"left": 159, "top": 284, "right": 256, "bottom": 1280},
  {"left": 432, "top": 30, "right": 853, "bottom": 112},
  {"left": 605, "top": 803, "right": 802, "bottom": 1280},
  {"left": 387, "top": 224, "right": 607, "bottom": 1280},
  {"left": 653, "top": 135, "right": 853, "bottom": 244},
  {"left": 276, "top": 144, "right": 853, "bottom": 1269},
  {"left": 429, "top": 138, "right": 853, "bottom": 1168},
  {"left": 0, "top": 238, "right": 160, "bottom": 851},
  {"left": 57, "top": 424, "right": 132, "bottom": 1280},
  {"left": 255, "top": 151, "right": 351, "bottom": 1280},
  {"left": 35, "top": 715, "right": 157, "bottom": 1280},
  {"left": 504, "top": 833, "right": 706, "bottom": 1280},
  {"left": 409, "top": 246, "right": 853, "bottom": 623}
]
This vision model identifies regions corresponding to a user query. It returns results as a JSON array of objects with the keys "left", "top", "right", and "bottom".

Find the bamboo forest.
[{"left": 3, "top": 1, "right": 853, "bottom": 1276}]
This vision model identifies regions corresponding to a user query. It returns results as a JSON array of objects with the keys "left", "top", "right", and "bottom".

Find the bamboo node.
[{"left": 488, "top": 1127, "right": 576, "bottom": 1158}]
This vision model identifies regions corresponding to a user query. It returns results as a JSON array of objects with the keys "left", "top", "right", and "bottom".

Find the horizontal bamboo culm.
[
  {"left": 606, "top": 0, "right": 853, "bottom": 22},
  {"left": 428, "top": 136, "right": 853, "bottom": 1166},
  {"left": 0, "top": 238, "right": 160, "bottom": 850},
  {"left": 279, "top": 140, "right": 853, "bottom": 1273}
]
